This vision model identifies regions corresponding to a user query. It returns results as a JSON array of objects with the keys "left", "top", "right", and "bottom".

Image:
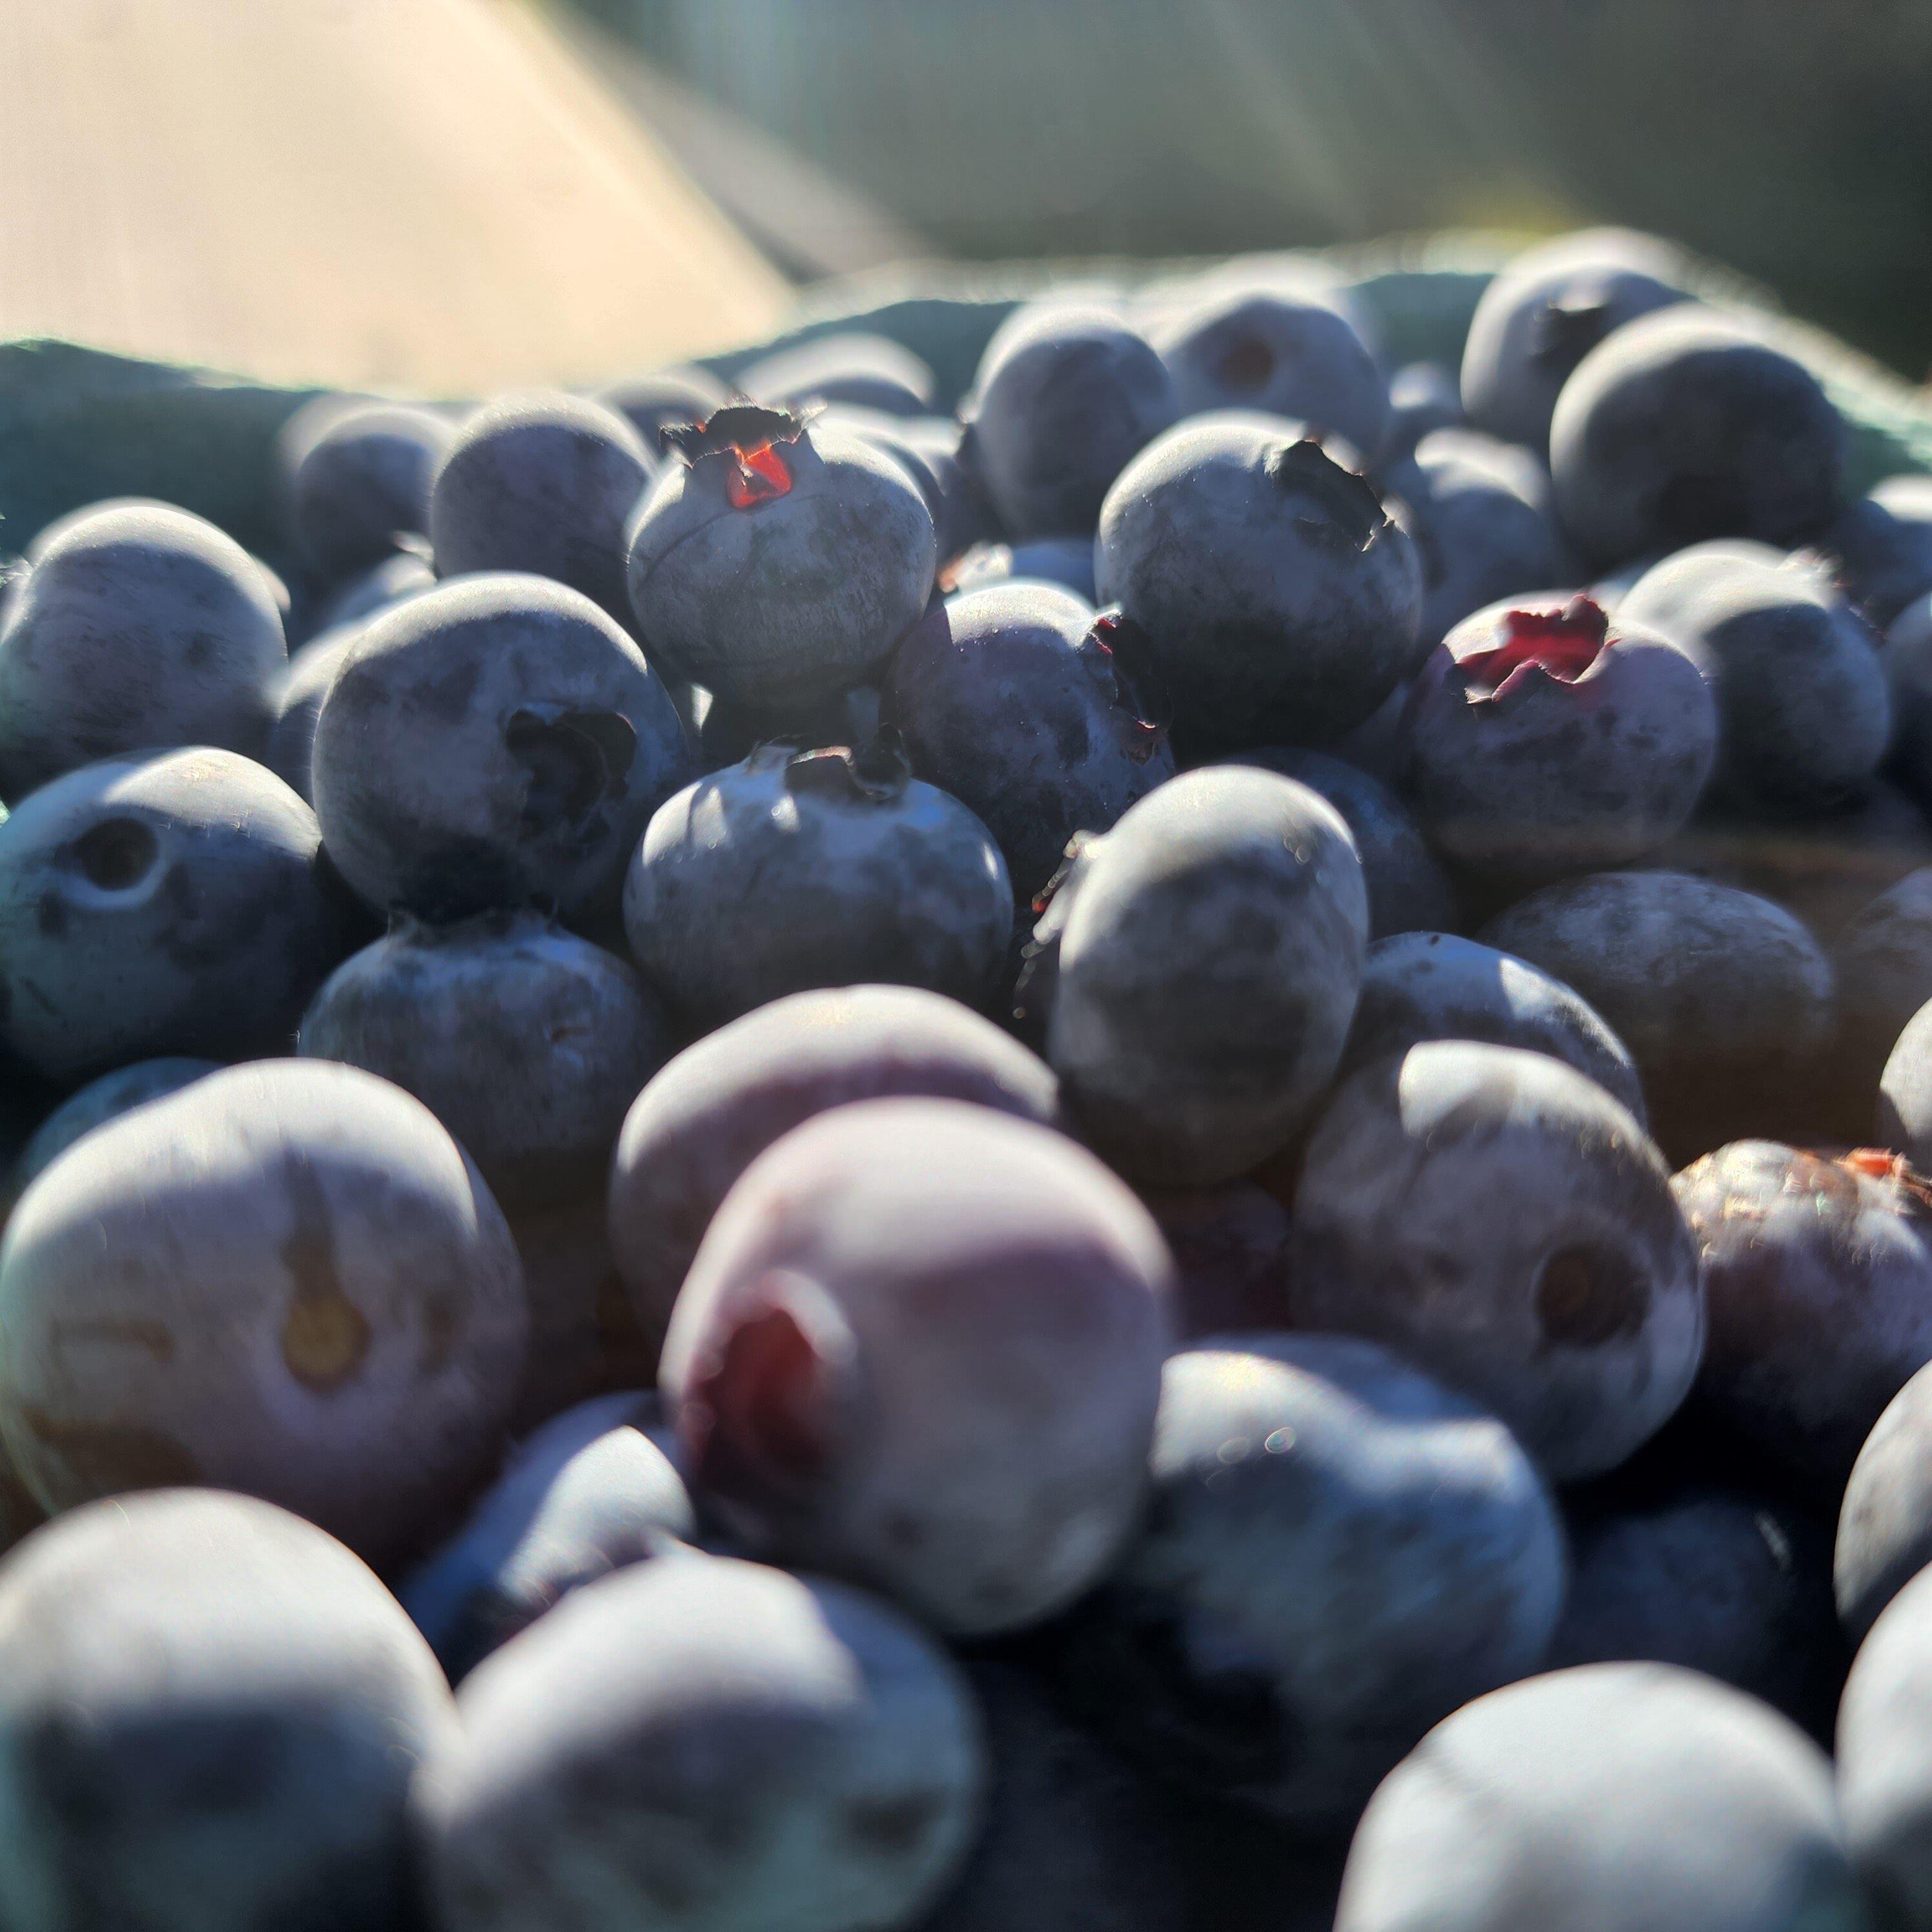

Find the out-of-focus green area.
[{"left": 566, "top": 0, "right": 1932, "bottom": 382}]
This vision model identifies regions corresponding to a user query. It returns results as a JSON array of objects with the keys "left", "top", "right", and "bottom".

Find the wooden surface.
[{"left": 0, "top": 0, "right": 792, "bottom": 393}]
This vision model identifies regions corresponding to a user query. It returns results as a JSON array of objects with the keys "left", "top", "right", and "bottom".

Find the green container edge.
[{"left": 1, "top": 231, "right": 1927, "bottom": 566}]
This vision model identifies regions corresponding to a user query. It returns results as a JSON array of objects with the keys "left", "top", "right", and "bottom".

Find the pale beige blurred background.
[{"left": 0, "top": 0, "right": 789, "bottom": 389}]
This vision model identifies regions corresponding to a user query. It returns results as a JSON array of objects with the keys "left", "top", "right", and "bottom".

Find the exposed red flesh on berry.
[
  {"left": 663, "top": 403, "right": 802, "bottom": 509},
  {"left": 686, "top": 1296, "right": 830, "bottom": 1505},
  {"left": 725, "top": 442, "right": 794, "bottom": 508},
  {"left": 1460, "top": 596, "right": 1610, "bottom": 703}
]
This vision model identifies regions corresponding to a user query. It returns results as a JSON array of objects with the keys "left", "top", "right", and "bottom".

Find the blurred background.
[
  {"left": 566, "top": 0, "right": 1932, "bottom": 374},
  {"left": 3, "top": 0, "right": 1929, "bottom": 387}
]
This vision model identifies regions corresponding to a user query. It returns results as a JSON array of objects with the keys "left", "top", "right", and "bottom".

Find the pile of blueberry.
[{"left": 5, "top": 223, "right": 1932, "bottom": 1931}]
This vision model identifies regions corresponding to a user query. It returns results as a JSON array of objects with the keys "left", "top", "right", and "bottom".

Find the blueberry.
[
  {"left": 278, "top": 395, "right": 454, "bottom": 582},
  {"left": 596, "top": 365, "right": 732, "bottom": 455},
  {"left": 607, "top": 983, "right": 1059, "bottom": 1359},
  {"left": 1459, "top": 227, "right": 1691, "bottom": 455},
  {"left": 1053, "top": 1333, "right": 1564, "bottom": 1827},
  {"left": 1151, "top": 285, "right": 1389, "bottom": 457},
  {"left": 741, "top": 332, "right": 938, "bottom": 418},
  {"left": 429, "top": 392, "right": 653, "bottom": 622},
  {"left": 415, "top": 1554, "right": 984, "bottom": 1932},
  {"left": 920, "top": 1661, "right": 1184, "bottom": 1932},
  {"left": 399, "top": 1391, "right": 695, "bottom": 1679},
  {"left": 627, "top": 405, "right": 938, "bottom": 712},
  {"left": 1337, "top": 930, "right": 1646, "bottom": 1121},
  {"left": 1292, "top": 1041, "right": 1703, "bottom": 1480},
  {"left": 659, "top": 1098, "right": 1173, "bottom": 1634},
  {"left": 1674, "top": 1144, "right": 1932, "bottom": 1493},
  {"left": 0, "top": 1490, "right": 455, "bottom": 1932},
  {"left": 961, "top": 305, "right": 1179, "bottom": 539},
  {"left": 883, "top": 586, "right": 1176, "bottom": 904},
  {"left": 1479, "top": 871, "right": 1835, "bottom": 1162},
  {"left": 300, "top": 908, "right": 672, "bottom": 1209},
  {"left": 1838, "top": 1565, "right": 1932, "bottom": 1926},
  {"left": 1401, "top": 594, "right": 1717, "bottom": 881},
  {"left": 1836, "top": 1359, "right": 1932, "bottom": 1641},
  {"left": 0, "top": 503, "right": 285, "bottom": 803},
  {"left": 623, "top": 737, "right": 1012, "bottom": 1033},
  {"left": 1224, "top": 748, "right": 1457, "bottom": 940},
  {"left": 1549, "top": 1476, "right": 1845, "bottom": 1738},
  {"left": 0, "top": 748, "right": 355, "bottom": 1083},
  {"left": 1400, "top": 430, "right": 1568, "bottom": 648},
  {"left": 311, "top": 573, "right": 690, "bottom": 920},
  {"left": 1550, "top": 306, "right": 1848, "bottom": 566},
  {"left": 944, "top": 537, "right": 1098, "bottom": 604},
  {"left": 1375, "top": 361, "right": 1463, "bottom": 472},
  {"left": 1142, "top": 1183, "right": 1293, "bottom": 1339},
  {"left": 1335, "top": 1663, "right": 1862, "bottom": 1932},
  {"left": 5, "top": 1056, "right": 219, "bottom": 1209},
  {"left": 1094, "top": 418, "right": 1423, "bottom": 746},
  {"left": 1814, "top": 473, "right": 1932, "bottom": 632},
  {"left": 1039, "top": 767, "right": 1368, "bottom": 1187},
  {"left": 1618, "top": 547, "right": 1890, "bottom": 810},
  {"left": 0, "top": 1059, "right": 528, "bottom": 1566}
]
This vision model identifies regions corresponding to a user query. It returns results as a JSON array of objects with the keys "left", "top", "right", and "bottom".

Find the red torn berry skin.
[
  {"left": 662, "top": 404, "right": 802, "bottom": 509},
  {"left": 1399, "top": 591, "right": 1718, "bottom": 884},
  {"left": 1459, "top": 595, "right": 1610, "bottom": 703},
  {"left": 685, "top": 1287, "right": 843, "bottom": 1512},
  {"left": 724, "top": 442, "right": 796, "bottom": 509}
]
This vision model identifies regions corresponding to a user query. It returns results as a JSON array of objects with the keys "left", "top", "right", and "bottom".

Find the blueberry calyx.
[
  {"left": 1533, "top": 1240, "right": 1650, "bottom": 1351},
  {"left": 67, "top": 816, "right": 159, "bottom": 892},
  {"left": 662, "top": 403, "right": 803, "bottom": 508},
  {"left": 781, "top": 726, "right": 912, "bottom": 805},
  {"left": 1459, "top": 596, "right": 1610, "bottom": 704},
  {"left": 1266, "top": 438, "right": 1384, "bottom": 552},
  {"left": 504, "top": 706, "right": 639, "bottom": 842}
]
